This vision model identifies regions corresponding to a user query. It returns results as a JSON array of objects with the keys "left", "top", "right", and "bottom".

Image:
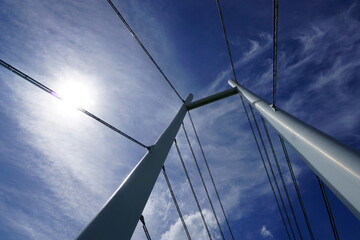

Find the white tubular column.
[
  {"left": 229, "top": 79, "right": 360, "bottom": 220},
  {"left": 76, "top": 94, "right": 193, "bottom": 240}
]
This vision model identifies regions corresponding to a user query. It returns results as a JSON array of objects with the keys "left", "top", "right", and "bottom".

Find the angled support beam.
[
  {"left": 187, "top": 87, "right": 238, "bottom": 110},
  {"left": 76, "top": 94, "right": 193, "bottom": 240},
  {"left": 229, "top": 79, "right": 360, "bottom": 220}
]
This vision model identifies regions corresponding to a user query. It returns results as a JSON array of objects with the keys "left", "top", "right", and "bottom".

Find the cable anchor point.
[{"left": 270, "top": 104, "right": 278, "bottom": 111}]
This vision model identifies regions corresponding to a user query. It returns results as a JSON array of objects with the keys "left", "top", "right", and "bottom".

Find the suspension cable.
[
  {"left": 162, "top": 166, "right": 192, "bottom": 240},
  {"left": 261, "top": 118, "right": 303, "bottom": 239},
  {"left": 272, "top": 0, "right": 279, "bottom": 108},
  {"left": 139, "top": 215, "right": 152, "bottom": 240},
  {"left": 0, "top": 59, "right": 150, "bottom": 150},
  {"left": 215, "top": 0, "right": 238, "bottom": 83},
  {"left": 238, "top": 96, "right": 291, "bottom": 239},
  {"left": 106, "top": 0, "right": 184, "bottom": 102},
  {"left": 279, "top": 137, "right": 315, "bottom": 240},
  {"left": 182, "top": 123, "right": 225, "bottom": 240},
  {"left": 187, "top": 111, "right": 235, "bottom": 240},
  {"left": 317, "top": 177, "right": 340, "bottom": 240},
  {"left": 249, "top": 105, "right": 296, "bottom": 240},
  {"left": 174, "top": 139, "right": 213, "bottom": 240}
]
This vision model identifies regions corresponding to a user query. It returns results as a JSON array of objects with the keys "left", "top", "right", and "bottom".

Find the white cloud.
[
  {"left": 161, "top": 210, "right": 217, "bottom": 240},
  {"left": 207, "top": 34, "right": 272, "bottom": 94},
  {"left": 260, "top": 225, "right": 273, "bottom": 238}
]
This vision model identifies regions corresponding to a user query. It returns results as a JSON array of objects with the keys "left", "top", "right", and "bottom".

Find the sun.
[
  {"left": 54, "top": 80, "right": 95, "bottom": 118},
  {"left": 60, "top": 82, "right": 91, "bottom": 108}
]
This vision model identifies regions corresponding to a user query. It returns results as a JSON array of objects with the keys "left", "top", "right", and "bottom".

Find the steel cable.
[
  {"left": 0, "top": 59, "right": 149, "bottom": 149},
  {"left": 238, "top": 96, "right": 291, "bottom": 239},
  {"left": 272, "top": 0, "right": 279, "bottom": 108},
  {"left": 317, "top": 177, "right": 340, "bottom": 240},
  {"left": 261, "top": 118, "right": 303, "bottom": 239},
  {"left": 249, "top": 105, "right": 296, "bottom": 240},
  {"left": 215, "top": 0, "right": 238, "bottom": 83},
  {"left": 174, "top": 139, "right": 213, "bottom": 240},
  {"left": 182, "top": 123, "right": 225, "bottom": 240},
  {"left": 140, "top": 215, "right": 152, "bottom": 240},
  {"left": 162, "top": 166, "right": 192, "bottom": 240},
  {"left": 279, "top": 137, "right": 315, "bottom": 240},
  {"left": 187, "top": 111, "right": 235, "bottom": 240},
  {"left": 106, "top": 0, "right": 184, "bottom": 102}
]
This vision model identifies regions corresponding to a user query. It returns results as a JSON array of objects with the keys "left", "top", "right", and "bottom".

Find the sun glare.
[{"left": 54, "top": 81, "right": 95, "bottom": 118}]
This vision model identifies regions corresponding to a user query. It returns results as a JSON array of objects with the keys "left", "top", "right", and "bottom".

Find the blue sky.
[{"left": 0, "top": 0, "right": 359, "bottom": 239}]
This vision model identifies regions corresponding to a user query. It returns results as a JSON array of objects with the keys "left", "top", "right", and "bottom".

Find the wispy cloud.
[
  {"left": 207, "top": 33, "right": 272, "bottom": 95},
  {"left": 260, "top": 225, "right": 273, "bottom": 238},
  {"left": 278, "top": 3, "right": 360, "bottom": 139}
]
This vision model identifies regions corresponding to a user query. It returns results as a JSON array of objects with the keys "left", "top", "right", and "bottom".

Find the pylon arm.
[
  {"left": 76, "top": 94, "right": 193, "bottom": 240},
  {"left": 229, "top": 79, "right": 360, "bottom": 220},
  {"left": 187, "top": 87, "right": 237, "bottom": 110}
]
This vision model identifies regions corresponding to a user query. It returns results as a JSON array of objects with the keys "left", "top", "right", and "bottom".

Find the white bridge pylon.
[{"left": 76, "top": 94, "right": 193, "bottom": 240}]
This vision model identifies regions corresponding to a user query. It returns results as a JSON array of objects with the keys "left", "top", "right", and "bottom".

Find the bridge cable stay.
[
  {"left": 187, "top": 111, "right": 235, "bottom": 240},
  {"left": 279, "top": 137, "right": 315, "bottom": 240},
  {"left": 272, "top": 0, "right": 279, "bottom": 108},
  {"left": 182, "top": 123, "right": 226, "bottom": 240},
  {"left": 215, "top": 0, "right": 238, "bottom": 83},
  {"left": 272, "top": 0, "right": 338, "bottom": 231},
  {"left": 0, "top": 59, "right": 149, "bottom": 150},
  {"left": 162, "top": 166, "right": 192, "bottom": 240},
  {"left": 139, "top": 215, "right": 152, "bottom": 240},
  {"left": 272, "top": 0, "right": 339, "bottom": 235},
  {"left": 238, "top": 96, "right": 291, "bottom": 239},
  {"left": 261, "top": 118, "right": 303, "bottom": 239},
  {"left": 317, "top": 177, "right": 340, "bottom": 240},
  {"left": 214, "top": 0, "right": 292, "bottom": 237},
  {"left": 249, "top": 105, "right": 296, "bottom": 239},
  {"left": 174, "top": 139, "right": 213, "bottom": 240},
  {"left": 273, "top": 1, "right": 317, "bottom": 238},
  {"left": 106, "top": 0, "right": 184, "bottom": 102}
]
